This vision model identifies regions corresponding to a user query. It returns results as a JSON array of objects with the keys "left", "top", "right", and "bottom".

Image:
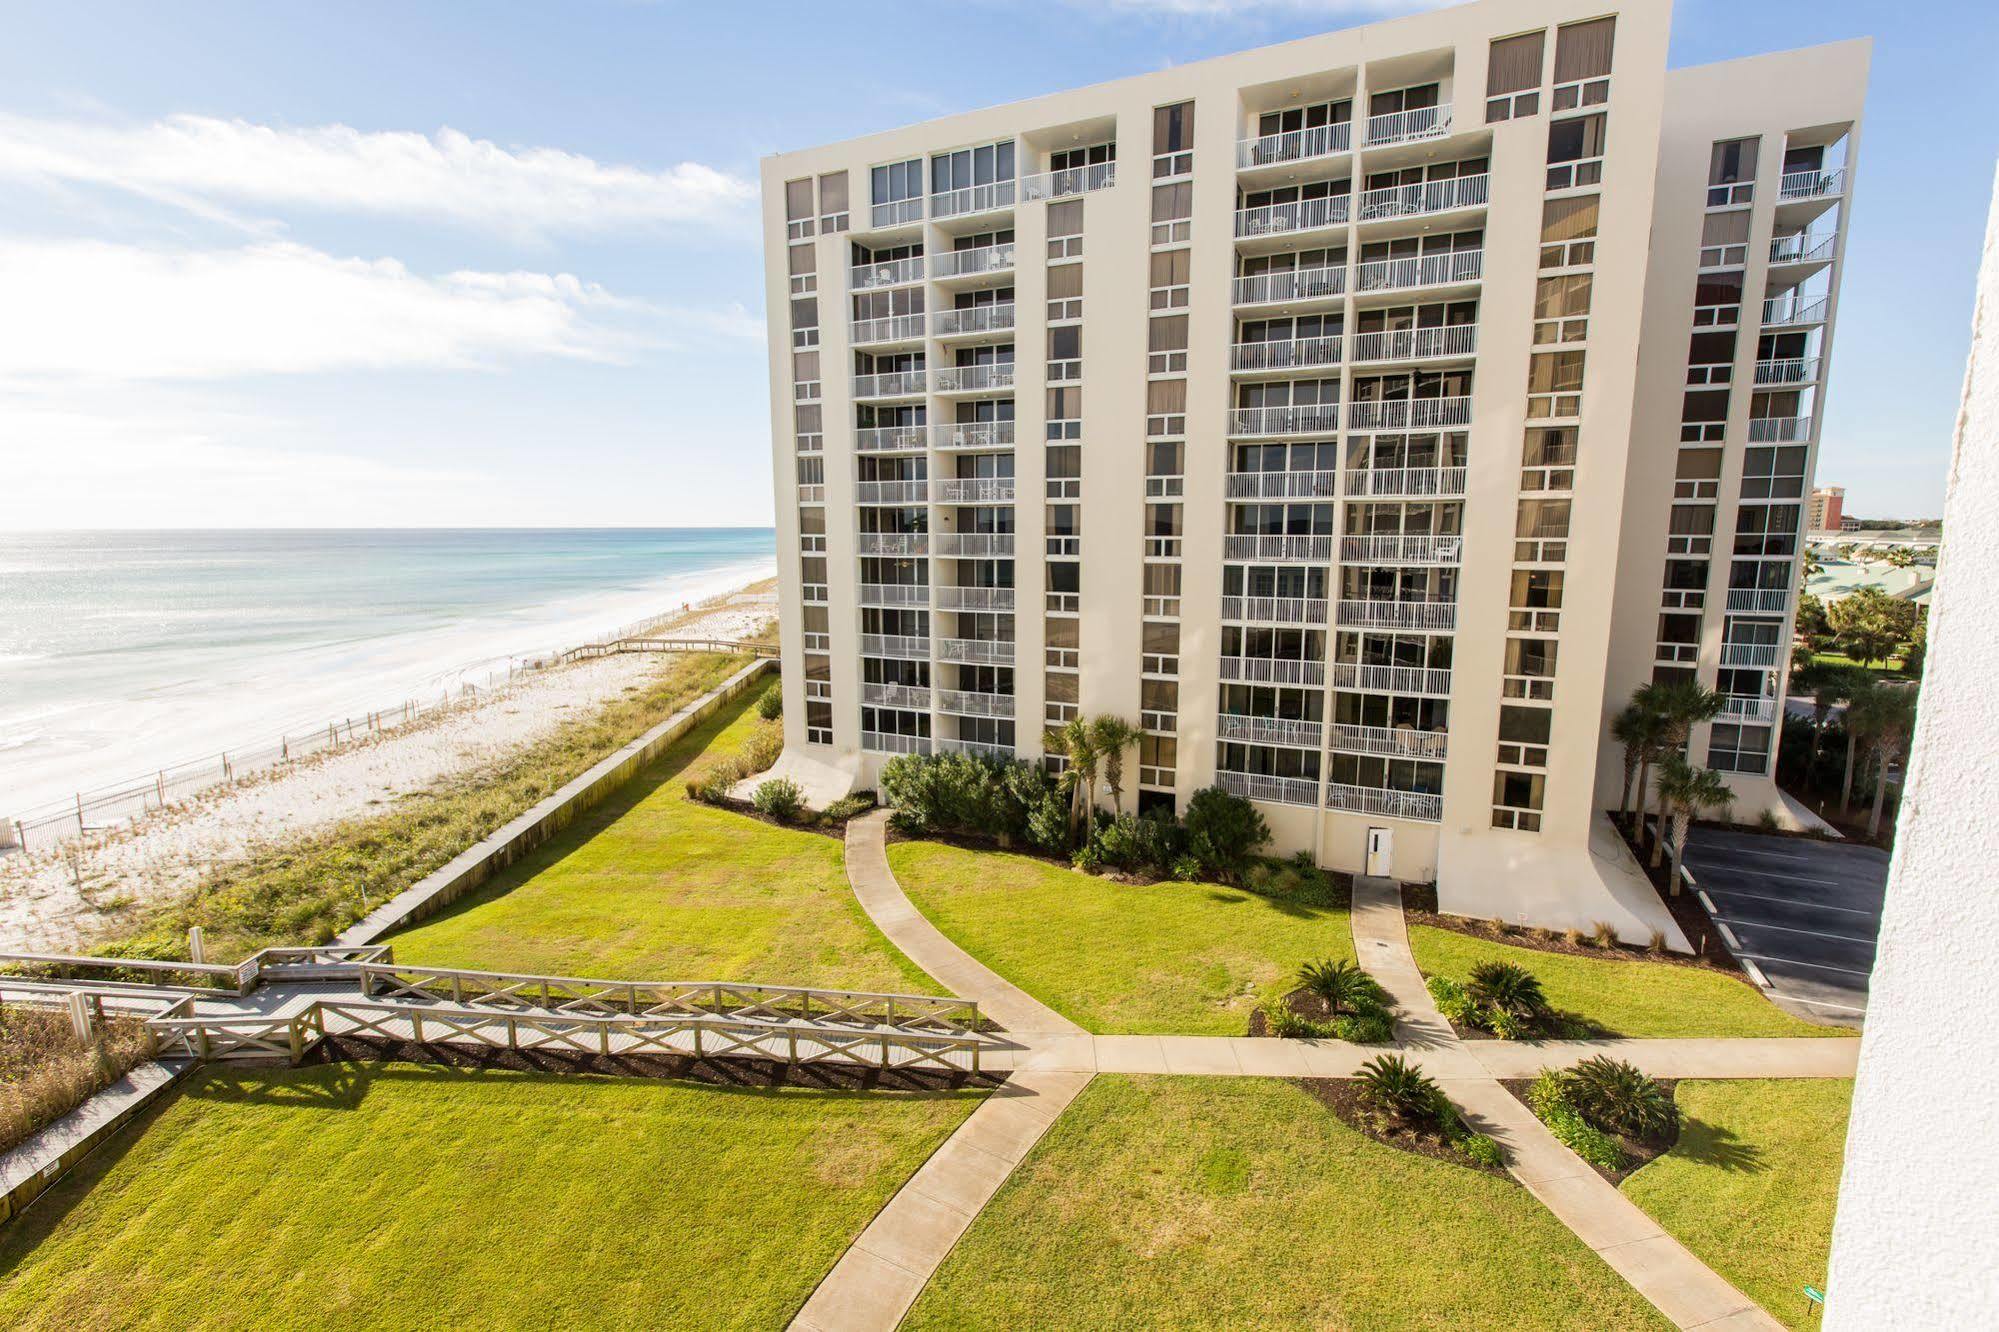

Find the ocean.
[{"left": 0, "top": 528, "right": 776, "bottom": 820}]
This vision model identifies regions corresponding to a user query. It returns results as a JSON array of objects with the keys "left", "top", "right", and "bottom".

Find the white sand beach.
[{"left": 0, "top": 582, "right": 776, "bottom": 953}]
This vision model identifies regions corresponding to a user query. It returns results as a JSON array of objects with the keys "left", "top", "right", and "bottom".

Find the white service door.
[{"left": 1364, "top": 826, "right": 1391, "bottom": 877}]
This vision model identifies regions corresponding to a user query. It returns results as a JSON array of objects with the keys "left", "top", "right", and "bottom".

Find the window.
[
  {"left": 792, "top": 348, "right": 821, "bottom": 402},
  {"left": 1540, "top": 195, "right": 1598, "bottom": 268},
  {"left": 1048, "top": 324, "right": 1081, "bottom": 382},
  {"left": 1693, "top": 269, "right": 1744, "bottom": 329},
  {"left": 870, "top": 160, "right": 923, "bottom": 226},
  {"left": 1046, "top": 443, "right": 1080, "bottom": 499},
  {"left": 1142, "top": 620, "right": 1180, "bottom": 674},
  {"left": 1047, "top": 261, "right": 1083, "bottom": 322},
  {"left": 1148, "top": 314, "right": 1188, "bottom": 375},
  {"left": 1708, "top": 137, "right": 1759, "bottom": 207},
  {"left": 1144, "top": 562, "right": 1182, "bottom": 617},
  {"left": 1521, "top": 427, "right": 1577, "bottom": 492},
  {"left": 1681, "top": 386, "right": 1730, "bottom": 443},
  {"left": 1509, "top": 569, "right": 1564, "bottom": 632},
  {"left": 1047, "top": 385, "right": 1082, "bottom": 441},
  {"left": 1668, "top": 502, "right": 1716, "bottom": 556},
  {"left": 1140, "top": 684, "right": 1179, "bottom": 740},
  {"left": 1149, "top": 248, "right": 1190, "bottom": 310},
  {"left": 1151, "top": 180, "right": 1192, "bottom": 245},
  {"left": 1547, "top": 113, "right": 1606, "bottom": 190},
  {"left": 1527, "top": 350, "right": 1586, "bottom": 419},
  {"left": 1686, "top": 329, "right": 1737, "bottom": 386},
  {"left": 788, "top": 242, "right": 815, "bottom": 295},
  {"left": 1153, "top": 101, "right": 1194, "bottom": 178},
  {"left": 1502, "top": 637, "right": 1558, "bottom": 701},
  {"left": 785, "top": 178, "right": 815, "bottom": 240},
  {"left": 1708, "top": 723, "right": 1771, "bottom": 775},
  {"left": 794, "top": 402, "right": 822, "bottom": 455},
  {"left": 1533, "top": 273, "right": 1591, "bottom": 344},
  {"left": 1551, "top": 16, "right": 1614, "bottom": 109},
  {"left": 817, "top": 171, "right": 849, "bottom": 232},
  {"left": 1498, "top": 705, "right": 1553, "bottom": 766},
  {"left": 931, "top": 141, "right": 1016, "bottom": 199},
  {"left": 1487, "top": 30, "right": 1545, "bottom": 122},
  {"left": 1140, "top": 734, "right": 1177, "bottom": 788},
  {"left": 1515, "top": 498, "right": 1570, "bottom": 562},
  {"left": 1146, "top": 439, "right": 1185, "bottom": 498},
  {"left": 1675, "top": 447, "right": 1723, "bottom": 500},
  {"left": 1741, "top": 445, "right": 1808, "bottom": 500},
  {"left": 1146, "top": 378, "right": 1187, "bottom": 438},
  {"left": 1047, "top": 199, "right": 1084, "bottom": 260},
  {"left": 1699, "top": 208, "right": 1751, "bottom": 268}
]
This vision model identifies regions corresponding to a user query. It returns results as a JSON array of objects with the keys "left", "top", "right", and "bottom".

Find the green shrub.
[
  {"left": 755, "top": 685, "right": 783, "bottom": 721},
  {"left": 1466, "top": 961, "right": 1550, "bottom": 1024},
  {"left": 1296, "top": 957, "right": 1384, "bottom": 1017},
  {"left": 1130, "top": 810, "right": 1187, "bottom": 871},
  {"left": 741, "top": 720, "right": 783, "bottom": 773},
  {"left": 1357, "top": 1054, "right": 1442, "bottom": 1127},
  {"left": 1260, "top": 997, "right": 1336, "bottom": 1040},
  {"left": 1457, "top": 1132, "right": 1504, "bottom": 1168},
  {"left": 879, "top": 751, "right": 1066, "bottom": 851},
  {"left": 1757, "top": 808, "right": 1782, "bottom": 832},
  {"left": 751, "top": 778, "right": 804, "bottom": 822},
  {"left": 1169, "top": 854, "right": 1203, "bottom": 882},
  {"left": 1559, "top": 1057, "right": 1680, "bottom": 1141},
  {"left": 686, "top": 754, "right": 748, "bottom": 804},
  {"left": 1289, "top": 849, "right": 1318, "bottom": 873},
  {"left": 1183, "top": 786, "right": 1270, "bottom": 880},
  {"left": 1426, "top": 975, "right": 1479, "bottom": 1029},
  {"left": 1071, "top": 843, "right": 1105, "bottom": 874},
  {"left": 820, "top": 792, "right": 876, "bottom": 823},
  {"left": 1334, "top": 1011, "right": 1393, "bottom": 1044},
  {"left": 1528, "top": 1070, "right": 1625, "bottom": 1172},
  {"left": 1090, "top": 814, "right": 1145, "bottom": 870}
]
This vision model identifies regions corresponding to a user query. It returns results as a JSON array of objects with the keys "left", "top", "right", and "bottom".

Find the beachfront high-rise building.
[
  {"left": 759, "top": 0, "right": 1864, "bottom": 933},
  {"left": 1808, "top": 484, "right": 1846, "bottom": 533}
]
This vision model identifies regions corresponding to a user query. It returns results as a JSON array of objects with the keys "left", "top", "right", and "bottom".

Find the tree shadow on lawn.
[
  {"left": 1668, "top": 1118, "right": 1767, "bottom": 1175},
  {"left": 1190, "top": 886, "right": 1341, "bottom": 922}
]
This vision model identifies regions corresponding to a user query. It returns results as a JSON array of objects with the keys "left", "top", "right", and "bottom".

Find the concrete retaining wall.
[{"left": 338, "top": 657, "right": 774, "bottom": 946}]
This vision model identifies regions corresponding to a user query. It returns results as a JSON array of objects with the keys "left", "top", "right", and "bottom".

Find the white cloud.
[
  {"left": 0, "top": 238, "right": 757, "bottom": 381},
  {"left": 0, "top": 113, "right": 754, "bottom": 238}
]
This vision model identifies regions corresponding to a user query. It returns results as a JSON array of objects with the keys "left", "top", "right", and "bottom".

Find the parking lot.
[{"left": 1682, "top": 826, "right": 1889, "bottom": 1022}]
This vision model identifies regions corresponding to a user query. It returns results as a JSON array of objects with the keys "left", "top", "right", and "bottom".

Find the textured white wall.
[{"left": 1823, "top": 165, "right": 1999, "bottom": 1326}]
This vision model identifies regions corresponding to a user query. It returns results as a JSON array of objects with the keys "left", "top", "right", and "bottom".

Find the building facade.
[
  {"left": 1808, "top": 485, "right": 1845, "bottom": 534},
  {"left": 759, "top": 0, "right": 1865, "bottom": 933}
]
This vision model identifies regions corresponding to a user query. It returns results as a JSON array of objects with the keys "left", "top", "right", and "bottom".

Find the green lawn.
[
  {"left": 888, "top": 842, "right": 1351, "bottom": 1035},
  {"left": 0, "top": 1062, "right": 981, "bottom": 1331},
  {"left": 1623, "top": 1080, "right": 1853, "bottom": 1330},
  {"left": 1408, "top": 925, "right": 1838, "bottom": 1039},
  {"left": 392, "top": 692, "right": 932, "bottom": 993},
  {"left": 904, "top": 1076, "right": 1665, "bottom": 1330}
]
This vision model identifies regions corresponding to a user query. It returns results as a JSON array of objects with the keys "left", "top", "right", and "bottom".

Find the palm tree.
[
  {"left": 1056, "top": 715, "right": 1100, "bottom": 835},
  {"left": 1610, "top": 703, "right": 1664, "bottom": 822},
  {"left": 1655, "top": 754, "right": 1734, "bottom": 884},
  {"left": 1295, "top": 958, "right": 1381, "bottom": 1017},
  {"left": 1088, "top": 715, "right": 1140, "bottom": 817},
  {"left": 1634, "top": 680, "right": 1724, "bottom": 851},
  {"left": 1465, "top": 961, "right": 1549, "bottom": 1021},
  {"left": 1837, "top": 679, "right": 1878, "bottom": 814},
  {"left": 1848, "top": 686, "right": 1917, "bottom": 838}
]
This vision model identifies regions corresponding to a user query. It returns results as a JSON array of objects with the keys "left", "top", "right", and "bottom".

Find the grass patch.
[
  {"left": 1408, "top": 925, "right": 1838, "bottom": 1039},
  {"left": 392, "top": 690, "right": 930, "bottom": 992},
  {"left": 0, "top": 1061, "right": 980, "bottom": 1331},
  {"left": 904, "top": 1076, "right": 1664, "bottom": 1330},
  {"left": 1623, "top": 1079, "right": 1852, "bottom": 1330},
  {"left": 888, "top": 841, "right": 1351, "bottom": 1034},
  {"left": 0, "top": 1006, "right": 155, "bottom": 1153},
  {"left": 96, "top": 652, "right": 753, "bottom": 963}
]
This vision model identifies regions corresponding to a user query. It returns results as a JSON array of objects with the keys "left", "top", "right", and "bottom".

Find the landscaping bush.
[
  {"left": 1335, "top": 1011, "right": 1394, "bottom": 1044},
  {"left": 751, "top": 778, "right": 804, "bottom": 822},
  {"left": 1457, "top": 1131, "right": 1505, "bottom": 1168},
  {"left": 1297, "top": 958, "right": 1384, "bottom": 1017},
  {"left": 1260, "top": 998, "right": 1336, "bottom": 1040},
  {"left": 1590, "top": 920, "right": 1619, "bottom": 949},
  {"left": 1466, "top": 961, "right": 1550, "bottom": 1026},
  {"left": 1169, "top": 854, "right": 1203, "bottom": 882},
  {"left": 1427, "top": 975, "right": 1479, "bottom": 1029},
  {"left": 879, "top": 751, "right": 1067, "bottom": 852},
  {"left": 820, "top": 792, "right": 876, "bottom": 823},
  {"left": 1559, "top": 1056, "right": 1680, "bottom": 1141},
  {"left": 1528, "top": 1070, "right": 1626, "bottom": 1172},
  {"left": 755, "top": 684, "right": 783, "bottom": 721},
  {"left": 1182, "top": 786, "right": 1271, "bottom": 880},
  {"left": 1088, "top": 813, "right": 1145, "bottom": 871},
  {"left": 1357, "top": 1054, "right": 1443, "bottom": 1127}
]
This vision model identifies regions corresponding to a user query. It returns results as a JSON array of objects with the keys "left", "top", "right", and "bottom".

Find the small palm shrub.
[
  {"left": 1335, "top": 1011, "right": 1393, "bottom": 1044},
  {"left": 1296, "top": 958, "right": 1383, "bottom": 1017},
  {"left": 1457, "top": 1132, "right": 1504, "bottom": 1168},
  {"left": 1169, "top": 854, "right": 1203, "bottom": 882},
  {"left": 751, "top": 778, "right": 804, "bottom": 822},
  {"left": 755, "top": 685, "right": 783, "bottom": 721},
  {"left": 1560, "top": 1057, "right": 1680, "bottom": 1141},
  {"left": 1357, "top": 1054, "right": 1441, "bottom": 1127},
  {"left": 1528, "top": 1069, "right": 1625, "bottom": 1171},
  {"left": 1465, "top": 961, "right": 1549, "bottom": 1022}
]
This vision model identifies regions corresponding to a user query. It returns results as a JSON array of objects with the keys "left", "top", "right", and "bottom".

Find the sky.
[{"left": 0, "top": 0, "right": 1991, "bottom": 529}]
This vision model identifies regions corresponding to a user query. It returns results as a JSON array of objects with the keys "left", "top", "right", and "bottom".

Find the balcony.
[
  {"left": 862, "top": 730, "right": 931, "bottom": 756},
  {"left": 933, "top": 304, "right": 1016, "bottom": 339},
  {"left": 935, "top": 585, "right": 1016, "bottom": 611},
  {"left": 1356, "top": 173, "right": 1488, "bottom": 222},
  {"left": 1332, "top": 662, "right": 1452, "bottom": 695},
  {"left": 935, "top": 736, "right": 1014, "bottom": 759},
  {"left": 1762, "top": 294, "right": 1829, "bottom": 327},
  {"left": 932, "top": 243, "right": 1016, "bottom": 279},
  {"left": 862, "top": 682, "right": 931, "bottom": 710},
  {"left": 853, "top": 369, "right": 929, "bottom": 399},
  {"left": 850, "top": 256, "right": 924, "bottom": 289},
  {"left": 936, "top": 637, "right": 1015, "bottom": 664},
  {"left": 1327, "top": 723, "right": 1448, "bottom": 760},
  {"left": 1725, "top": 588, "right": 1791, "bottom": 614},
  {"left": 1226, "top": 469, "right": 1340, "bottom": 499},
  {"left": 1019, "top": 162, "right": 1117, "bottom": 202},
  {"left": 1325, "top": 782, "right": 1442, "bottom": 822},
  {"left": 859, "top": 583, "right": 929, "bottom": 608},
  {"left": 1753, "top": 357, "right": 1821, "bottom": 386},
  {"left": 1348, "top": 397, "right": 1472, "bottom": 431},
  {"left": 1343, "top": 467, "right": 1467, "bottom": 498},
  {"left": 1227, "top": 404, "right": 1342, "bottom": 437},
  {"left": 1224, "top": 533, "right": 1335, "bottom": 562},
  {"left": 1365, "top": 105, "right": 1453, "bottom": 148},
  {"left": 1220, "top": 595, "right": 1329, "bottom": 625},
  {"left": 1216, "top": 769, "right": 1319, "bottom": 808},
  {"left": 1218, "top": 714, "right": 1325, "bottom": 749},
  {"left": 1721, "top": 642, "right": 1783, "bottom": 667},
  {"left": 1231, "top": 336, "right": 1344, "bottom": 374},
  {"left": 1769, "top": 232, "right": 1837, "bottom": 267},
  {"left": 1747, "top": 414, "right": 1813, "bottom": 443},
  {"left": 1721, "top": 695, "right": 1778, "bottom": 724},
  {"left": 855, "top": 425, "right": 927, "bottom": 453},
  {"left": 1336, "top": 599, "right": 1457, "bottom": 631},
  {"left": 1233, "top": 265, "right": 1347, "bottom": 307},
  {"left": 860, "top": 633, "right": 930, "bottom": 661},
  {"left": 1235, "top": 193, "right": 1350, "bottom": 240},
  {"left": 1340, "top": 534, "right": 1463, "bottom": 566},
  {"left": 855, "top": 480, "right": 929, "bottom": 505},
  {"left": 931, "top": 532, "right": 1015, "bottom": 558},
  {"left": 931, "top": 180, "right": 1017, "bottom": 221},
  {"left": 933, "top": 363, "right": 1016, "bottom": 394},
  {"left": 935, "top": 689, "right": 1015, "bottom": 719},
  {"left": 868, "top": 198, "right": 924, "bottom": 231},
  {"left": 1779, "top": 168, "right": 1845, "bottom": 201},
  {"left": 1236, "top": 121, "right": 1352, "bottom": 170},
  {"left": 1354, "top": 249, "right": 1483, "bottom": 294},
  {"left": 855, "top": 532, "right": 929, "bottom": 557},
  {"left": 931, "top": 421, "right": 1016, "bottom": 450},
  {"left": 934, "top": 477, "right": 1016, "bottom": 504},
  {"left": 1218, "top": 656, "right": 1327, "bottom": 686},
  {"left": 1349, "top": 325, "right": 1476, "bottom": 365}
]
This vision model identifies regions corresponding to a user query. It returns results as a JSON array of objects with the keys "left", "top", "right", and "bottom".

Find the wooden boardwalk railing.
[
  {"left": 0, "top": 945, "right": 392, "bottom": 996},
  {"left": 535, "top": 636, "right": 780, "bottom": 668}
]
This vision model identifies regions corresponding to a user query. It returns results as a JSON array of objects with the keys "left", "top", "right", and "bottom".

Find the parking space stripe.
[
  {"left": 1722, "top": 918, "right": 1877, "bottom": 947},
  {"left": 1702, "top": 887, "right": 1879, "bottom": 917},
  {"left": 1740, "top": 953, "right": 1874, "bottom": 979}
]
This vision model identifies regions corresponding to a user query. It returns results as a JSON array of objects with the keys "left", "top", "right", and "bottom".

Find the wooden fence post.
[{"left": 67, "top": 991, "right": 97, "bottom": 1044}]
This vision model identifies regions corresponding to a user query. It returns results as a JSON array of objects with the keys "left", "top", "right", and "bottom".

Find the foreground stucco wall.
[{"left": 1823, "top": 166, "right": 1999, "bottom": 1326}]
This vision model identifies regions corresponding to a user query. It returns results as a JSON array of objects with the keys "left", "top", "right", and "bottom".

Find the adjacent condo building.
[{"left": 760, "top": 0, "right": 1864, "bottom": 934}]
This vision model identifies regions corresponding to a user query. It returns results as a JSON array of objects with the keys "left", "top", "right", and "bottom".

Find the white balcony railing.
[
  {"left": 933, "top": 363, "right": 1016, "bottom": 393},
  {"left": 930, "top": 180, "right": 1017, "bottom": 220},
  {"left": 930, "top": 532, "right": 1015, "bottom": 558},
  {"left": 1218, "top": 656, "right": 1327, "bottom": 686},
  {"left": 1218, "top": 714, "right": 1325, "bottom": 749},
  {"left": 1327, "top": 723, "right": 1449, "bottom": 760},
  {"left": 1220, "top": 595, "right": 1329, "bottom": 625},
  {"left": 935, "top": 689, "right": 1015, "bottom": 719},
  {"left": 1720, "top": 695, "right": 1778, "bottom": 723},
  {"left": 934, "top": 477, "right": 1016, "bottom": 504},
  {"left": 1721, "top": 642, "right": 1783, "bottom": 667},
  {"left": 850, "top": 313, "right": 927, "bottom": 346},
  {"left": 1769, "top": 232, "right": 1837, "bottom": 266},
  {"left": 1747, "top": 415, "right": 1813, "bottom": 443},
  {"left": 1236, "top": 121, "right": 1353, "bottom": 169},
  {"left": 1325, "top": 782, "right": 1442, "bottom": 822},
  {"left": 1753, "top": 357, "right": 1821, "bottom": 386},
  {"left": 1348, "top": 397, "right": 1472, "bottom": 431},
  {"left": 855, "top": 425, "right": 927, "bottom": 453},
  {"left": 869, "top": 198, "right": 924, "bottom": 230},
  {"left": 1230, "top": 336, "right": 1344, "bottom": 373},
  {"left": 1762, "top": 295, "right": 1829, "bottom": 327},
  {"left": 1233, "top": 265, "right": 1347, "bottom": 306},
  {"left": 1779, "top": 168, "right": 1845, "bottom": 201},
  {"left": 855, "top": 480, "right": 929, "bottom": 505},
  {"left": 1340, "top": 534, "right": 1463, "bottom": 566},
  {"left": 932, "top": 243, "right": 1016, "bottom": 278},
  {"left": 862, "top": 682, "right": 932, "bottom": 710},
  {"left": 1225, "top": 470, "right": 1340, "bottom": 499},
  {"left": 1349, "top": 324, "right": 1476, "bottom": 365},
  {"left": 933, "top": 304, "right": 1016, "bottom": 337},
  {"left": 853, "top": 370, "right": 928, "bottom": 398},
  {"left": 934, "top": 736, "right": 1014, "bottom": 759},
  {"left": 1354, "top": 249, "right": 1483, "bottom": 293},
  {"left": 1365, "top": 104, "right": 1452, "bottom": 147},
  {"left": 862, "top": 730, "right": 931, "bottom": 755},
  {"left": 860, "top": 633, "right": 930, "bottom": 660},
  {"left": 1343, "top": 467, "right": 1467, "bottom": 498},
  {"left": 1332, "top": 662, "right": 1453, "bottom": 695},
  {"left": 931, "top": 421, "right": 1016, "bottom": 450},
  {"left": 935, "top": 637, "right": 1015, "bottom": 664},
  {"left": 1224, "top": 534, "right": 1335, "bottom": 562},
  {"left": 859, "top": 583, "right": 929, "bottom": 607},
  {"left": 1335, "top": 599, "right": 1458, "bottom": 631},
  {"left": 1235, "top": 193, "right": 1351, "bottom": 238},
  {"left": 1227, "top": 404, "right": 1342, "bottom": 437},
  {"left": 935, "top": 585, "right": 1016, "bottom": 611},
  {"left": 855, "top": 532, "right": 929, "bottom": 557},
  {"left": 850, "top": 256, "right": 925, "bottom": 289},
  {"left": 1216, "top": 769, "right": 1319, "bottom": 808},
  {"left": 1726, "top": 588, "right": 1791, "bottom": 614},
  {"left": 1018, "top": 161, "right": 1117, "bottom": 201},
  {"left": 1357, "top": 173, "right": 1488, "bottom": 222}
]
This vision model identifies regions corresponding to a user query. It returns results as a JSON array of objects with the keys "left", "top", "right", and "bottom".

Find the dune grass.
[
  {"left": 0, "top": 1061, "right": 982, "bottom": 1331},
  {"left": 0, "top": 1005, "right": 155, "bottom": 1154},
  {"left": 392, "top": 690, "right": 931, "bottom": 992},
  {"left": 887, "top": 842, "right": 1352, "bottom": 1035},
  {"left": 1408, "top": 925, "right": 1837, "bottom": 1039},
  {"left": 904, "top": 1075, "right": 1664, "bottom": 1330},
  {"left": 1623, "top": 1079, "right": 1853, "bottom": 1329}
]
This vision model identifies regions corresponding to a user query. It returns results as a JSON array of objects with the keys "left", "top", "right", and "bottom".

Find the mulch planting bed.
[
  {"left": 1401, "top": 880, "right": 1745, "bottom": 977},
  {"left": 1498, "top": 1077, "right": 1681, "bottom": 1185},
  {"left": 1298, "top": 1077, "right": 1507, "bottom": 1177},
  {"left": 1244, "top": 986, "right": 1348, "bottom": 1038}
]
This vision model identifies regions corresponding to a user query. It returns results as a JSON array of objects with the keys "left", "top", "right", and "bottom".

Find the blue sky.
[{"left": 0, "top": 0, "right": 1989, "bottom": 528}]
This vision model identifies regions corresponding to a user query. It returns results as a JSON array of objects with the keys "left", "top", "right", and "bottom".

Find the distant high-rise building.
[{"left": 1810, "top": 485, "right": 1846, "bottom": 532}]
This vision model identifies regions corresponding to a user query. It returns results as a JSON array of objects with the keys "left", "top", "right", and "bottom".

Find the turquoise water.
[{"left": 0, "top": 528, "right": 775, "bottom": 816}]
